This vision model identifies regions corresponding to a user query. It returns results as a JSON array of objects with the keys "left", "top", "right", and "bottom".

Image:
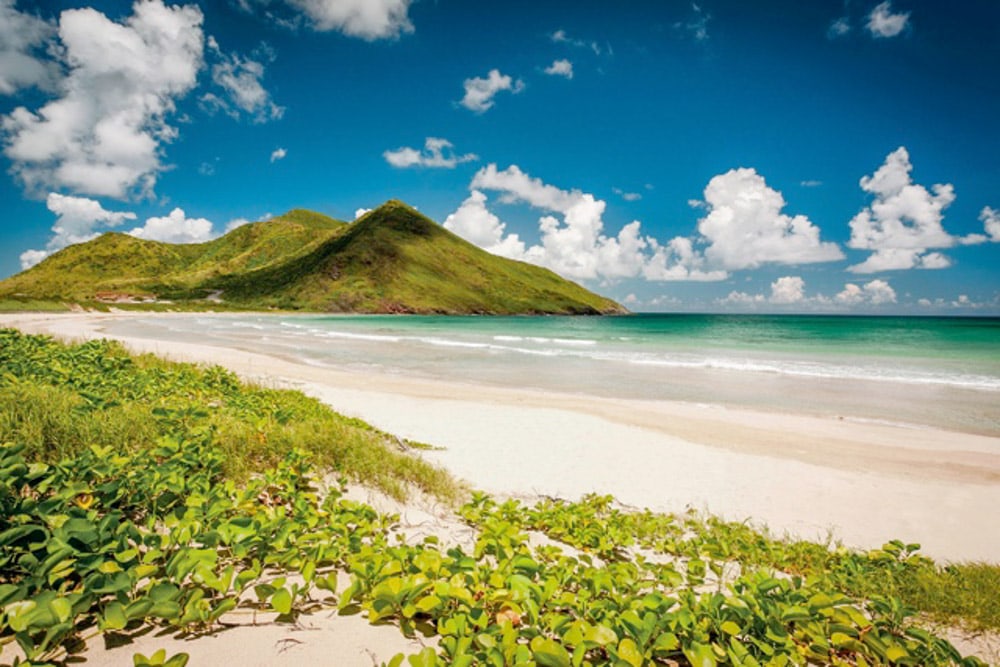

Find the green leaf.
[
  {"left": 48, "top": 596, "right": 74, "bottom": 624},
  {"left": 407, "top": 647, "right": 438, "bottom": 667},
  {"left": 682, "top": 642, "right": 718, "bottom": 667},
  {"left": 720, "top": 621, "right": 741, "bottom": 636},
  {"left": 617, "top": 638, "right": 644, "bottom": 667},
  {"left": 584, "top": 624, "right": 618, "bottom": 646},
  {"left": 886, "top": 645, "right": 909, "bottom": 662},
  {"left": 163, "top": 653, "right": 190, "bottom": 667},
  {"left": 271, "top": 587, "right": 293, "bottom": 615},
  {"left": 103, "top": 601, "right": 128, "bottom": 630},
  {"left": 653, "top": 633, "right": 680, "bottom": 652},
  {"left": 531, "top": 637, "right": 571, "bottom": 667}
]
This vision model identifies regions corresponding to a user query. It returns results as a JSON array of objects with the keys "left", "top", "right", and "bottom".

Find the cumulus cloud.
[
  {"left": 643, "top": 237, "right": 727, "bottom": 282},
  {"left": 981, "top": 206, "right": 1000, "bottom": 242},
  {"left": 0, "top": 0, "right": 58, "bottom": 95},
  {"left": 720, "top": 277, "right": 897, "bottom": 309},
  {"left": 2, "top": 0, "right": 205, "bottom": 198},
  {"left": 270, "top": 147, "right": 287, "bottom": 162},
  {"left": 224, "top": 217, "right": 252, "bottom": 232},
  {"left": 444, "top": 190, "right": 526, "bottom": 259},
  {"left": 457, "top": 164, "right": 652, "bottom": 281},
  {"left": 19, "top": 192, "right": 138, "bottom": 268},
  {"left": 460, "top": 69, "right": 523, "bottom": 113},
  {"left": 284, "top": 0, "right": 413, "bottom": 39},
  {"left": 867, "top": 1, "right": 909, "bottom": 38},
  {"left": 128, "top": 208, "right": 213, "bottom": 244},
  {"left": 354, "top": 207, "right": 371, "bottom": 220},
  {"left": 847, "top": 147, "right": 967, "bottom": 273},
  {"left": 769, "top": 276, "right": 806, "bottom": 304},
  {"left": 543, "top": 59, "right": 573, "bottom": 79},
  {"left": 202, "top": 38, "right": 283, "bottom": 123},
  {"left": 449, "top": 164, "right": 843, "bottom": 285},
  {"left": 696, "top": 168, "right": 844, "bottom": 270},
  {"left": 835, "top": 279, "right": 897, "bottom": 305},
  {"left": 383, "top": 137, "right": 477, "bottom": 168}
]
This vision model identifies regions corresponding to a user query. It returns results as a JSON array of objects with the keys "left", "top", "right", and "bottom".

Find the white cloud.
[
  {"left": 550, "top": 29, "right": 602, "bottom": 55},
  {"left": 270, "top": 147, "right": 287, "bottom": 162},
  {"left": 461, "top": 164, "right": 651, "bottom": 281},
  {"left": 203, "top": 39, "right": 283, "bottom": 123},
  {"left": 847, "top": 147, "right": 961, "bottom": 273},
  {"left": 696, "top": 168, "right": 844, "bottom": 270},
  {"left": 224, "top": 217, "right": 252, "bottom": 232},
  {"left": 613, "top": 187, "right": 641, "bottom": 201},
  {"left": 18, "top": 249, "right": 49, "bottom": 270},
  {"left": 835, "top": 279, "right": 897, "bottom": 305},
  {"left": 0, "top": 0, "right": 58, "bottom": 95},
  {"left": 867, "top": 1, "right": 909, "bottom": 38},
  {"left": 460, "top": 69, "right": 524, "bottom": 113},
  {"left": 769, "top": 276, "right": 806, "bottom": 304},
  {"left": 718, "top": 290, "right": 765, "bottom": 307},
  {"left": 19, "top": 193, "right": 137, "bottom": 268},
  {"left": 443, "top": 190, "right": 526, "bottom": 259},
  {"left": 643, "top": 237, "right": 727, "bottom": 282},
  {"left": 128, "top": 208, "right": 213, "bottom": 244},
  {"left": 623, "top": 293, "right": 638, "bottom": 305},
  {"left": 981, "top": 206, "right": 1000, "bottom": 242},
  {"left": 827, "top": 17, "right": 851, "bottom": 39},
  {"left": 800, "top": 180, "right": 823, "bottom": 188},
  {"left": 284, "top": 0, "right": 413, "bottom": 39},
  {"left": 383, "top": 137, "right": 477, "bottom": 168},
  {"left": 452, "top": 164, "right": 842, "bottom": 285},
  {"left": 721, "top": 277, "right": 897, "bottom": 310},
  {"left": 674, "top": 3, "right": 711, "bottom": 41},
  {"left": 2, "top": 0, "right": 205, "bottom": 199},
  {"left": 354, "top": 207, "right": 371, "bottom": 220},
  {"left": 544, "top": 59, "right": 573, "bottom": 79}
]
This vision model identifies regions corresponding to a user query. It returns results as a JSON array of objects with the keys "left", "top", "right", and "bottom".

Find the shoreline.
[{"left": 3, "top": 311, "right": 999, "bottom": 563}]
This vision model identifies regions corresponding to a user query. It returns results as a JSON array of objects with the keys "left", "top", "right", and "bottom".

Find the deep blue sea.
[{"left": 107, "top": 313, "right": 1000, "bottom": 434}]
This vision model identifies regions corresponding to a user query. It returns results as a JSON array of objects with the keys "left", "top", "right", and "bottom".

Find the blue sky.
[{"left": 1, "top": 0, "right": 998, "bottom": 313}]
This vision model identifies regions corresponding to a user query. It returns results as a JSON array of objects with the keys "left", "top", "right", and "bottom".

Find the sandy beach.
[
  {"left": 3, "top": 311, "right": 1000, "bottom": 666},
  {"left": 4, "top": 311, "right": 998, "bottom": 565}
]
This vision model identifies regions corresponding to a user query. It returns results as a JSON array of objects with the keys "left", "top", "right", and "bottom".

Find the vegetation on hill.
[
  {"left": 0, "top": 330, "right": 996, "bottom": 666},
  {"left": 0, "top": 202, "right": 625, "bottom": 315}
]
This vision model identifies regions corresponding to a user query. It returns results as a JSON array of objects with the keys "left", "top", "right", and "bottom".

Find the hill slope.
[{"left": 0, "top": 201, "right": 625, "bottom": 315}]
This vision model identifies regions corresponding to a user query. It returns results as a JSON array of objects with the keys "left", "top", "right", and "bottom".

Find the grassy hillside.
[
  {"left": 0, "top": 209, "right": 347, "bottom": 302},
  {"left": 0, "top": 201, "right": 625, "bottom": 315},
  {"left": 214, "top": 200, "right": 626, "bottom": 314}
]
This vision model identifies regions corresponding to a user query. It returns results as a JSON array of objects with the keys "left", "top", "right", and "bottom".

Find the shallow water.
[{"left": 102, "top": 313, "right": 1000, "bottom": 435}]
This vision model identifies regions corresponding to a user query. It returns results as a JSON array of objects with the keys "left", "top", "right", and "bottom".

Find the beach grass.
[{"left": 0, "top": 328, "right": 461, "bottom": 502}]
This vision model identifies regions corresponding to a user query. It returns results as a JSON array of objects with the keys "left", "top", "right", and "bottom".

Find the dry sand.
[{"left": 3, "top": 311, "right": 999, "bottom": 665}]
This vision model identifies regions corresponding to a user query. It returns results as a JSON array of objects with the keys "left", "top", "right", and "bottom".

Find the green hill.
[{"left": 0, "top": 201, "right": 625, "bottom": 315}]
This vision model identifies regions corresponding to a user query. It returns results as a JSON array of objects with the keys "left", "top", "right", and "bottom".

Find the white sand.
[{"left": 2, "top": 311, "right": 999, "bottom": 664}]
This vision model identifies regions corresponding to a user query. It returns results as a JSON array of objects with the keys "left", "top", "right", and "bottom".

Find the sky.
[{"left": 1, "top": 0, "right": 998, "bottom": 314}]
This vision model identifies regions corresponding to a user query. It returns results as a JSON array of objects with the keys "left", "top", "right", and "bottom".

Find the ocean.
[{"left": 104, "top": 313, "right": 1000, "bottom": 436}]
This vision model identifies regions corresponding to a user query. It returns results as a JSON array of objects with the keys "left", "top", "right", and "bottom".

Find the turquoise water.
[{"left": 107, "top": 314, "right": 1000, "bottom": 433}]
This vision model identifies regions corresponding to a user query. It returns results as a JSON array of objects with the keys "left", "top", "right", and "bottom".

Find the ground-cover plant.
[
  {"left": 2, "top": 439, "right": 988, "bottom": 666},
  {"left": 467, "top": 494, "right": 1000, "bottom": 634},
  {"left": 0, "top": 329, "right": 459, "bottom": 502}
]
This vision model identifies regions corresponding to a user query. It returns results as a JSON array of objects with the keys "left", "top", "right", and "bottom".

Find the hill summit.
[{"left": 0, "top": 200, "right": 626, "bottom": 315}]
